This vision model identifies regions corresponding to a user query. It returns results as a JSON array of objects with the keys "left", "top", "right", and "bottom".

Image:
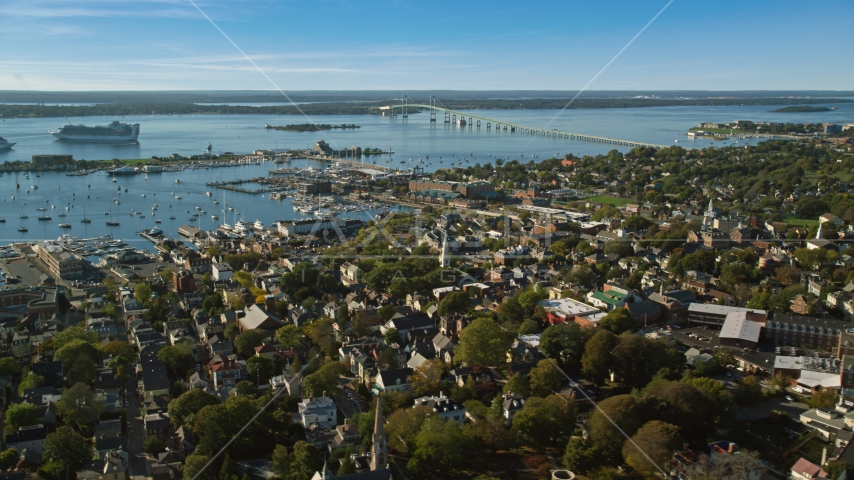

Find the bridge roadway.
[{"left": 388, "top": 104, "right": 665, "bottom": 149}]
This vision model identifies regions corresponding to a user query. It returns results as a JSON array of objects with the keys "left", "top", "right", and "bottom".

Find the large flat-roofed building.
[
  {"left": 37, "top": 241, "right": 83, "bottom": 279},
  {"left": 538, "top": 297, "right": 606, "bottom": 328},
  {"left": 0, "top": 286, "right": 59, "bottom": 320},
  {"left": 765, "top": 314, "right": 850, "bottom": 354},
  {"left": 277, "top": 217, "right": 338, "bottom": 236},
  {"left": 177, "top": 225, "right": 205, "bottom": 239},
  {"left": 297, "top": 181, "right": 332, "bottom": 195},
  {"left": 719, "top": 311, "right": 763, "bottom": 349},
  {"left": 687, "top": 303, "right": 766, "bottom": 327},
  {"left": 408, "top": 178, "right": 495, "bottom": 200}
]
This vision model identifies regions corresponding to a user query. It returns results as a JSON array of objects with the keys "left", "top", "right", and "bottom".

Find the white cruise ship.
[
  {"left": 0, "top": 137, "right": 15, "bottom": 150},
  {"left": 50, "top": 121, "right": 140, "bottom": 143}
]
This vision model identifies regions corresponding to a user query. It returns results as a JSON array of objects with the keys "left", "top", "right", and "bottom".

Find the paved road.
[
  {"left": 737, "top": 395, "right": 810, "bottom": 421},
  {"left": 127, "top": 372, "right": 149, "bottom": 480}
]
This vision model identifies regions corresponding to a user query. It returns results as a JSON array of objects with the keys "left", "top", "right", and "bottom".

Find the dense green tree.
[
  {"left": 0, "top": 448, "right": 19, "bottom": 470},
  {"left": 377, "top": 304, "right": 396, "bottom": 322},
  {"left": 599, "top": 307, "right": 636, "bottom": 334},
  {"left": 517, "top": 287, "right": 548, "bottom": 313},
  {"left": 307, "top": 318, "right": 337, "bottom": 356},
  {"left": 42, "top": 427, "right": 91, "bottom": 476},
  {"left": 455, "top": 318, "right": 514, "bottom": 367},
  {"left": 168, "top": 389, "right": 221, "bottom": 429},
  {"left": 0, "top": 357, "right": 22, "bottom": 378},
  {"left": 528, "top": 360, "right": 563, "bottom": 397},
  {"left": 622, "top": 421, "right": 681, "bottom": 479},
  {"left": 194, "top": 396, "right": 275, "bottom": 458},
  {"left": 810, "top": 386, "right": 838, "bottom": 409},
  {"left": 407, "top": 415, "right": 474, "bottom": 475},
  {"left": 55, "top": 339, "right": 101, "bottom": 383},
  {"left": 736, "top": 375, "right": 764, "bottom": 406},
  {"left": 437, "top": 291, "right": 471, "bottom": 317},
  {"left": 17, "top": 372, "right": 45, "bottom": 395},
  {"left": 4, "top": 402, "right": 40, "bottom": 433},
  {"left": 611, "top": 335, "right": 685, "bottom": 389},
  {"left": 604, "top": 240, "right": 634, "bottom": 258},
  {"left": 157, "top": 343, "right": 196, "bottom": 378},
  {"left": 234, "top": 329, "right": 265, "bottom": 356},
  {"left": 334, "top": 305, "right": 350, "bottom": 326},
  {"left": 386, "top": 406, "right": 432, "bottom": 455},
  {"left": 276, "top": 324, "right": 302, "bottom": 349},
  {"left": 683, "top": 376, "right": 738, "bottom": 422},
  {"left": 563, "top": 437, "right": 600, "bottom": 475},
  {"left": 539, "top": 321, "right": 586, "bottom": 370},
  {"left": 53, "top": 324, "right": 99, "bottom": 350},
  {"left": 503, "top": 373, "right": 531, "bottom": 397},
  {"left": 56, "top": 383, "right": 104, "bottom": 428},
  {"left": 512, "top": 395, "right": 576, "bottom": 448},
  {"left": 466, "top": 417, "right": 515, "bottom": 453},
  {"left": 289, "top": 441, "right": 324, "bottom": 480},
  {"left": 302, "top": 362, "right": 345, "bottom": 397},
  {"left": 582, "top": 330, "right": 617, "bottom": 386},
  {"left": 518, "top": 319, "right": 540, "bottom": 335},
  {"left": 642, "top": 381, "right": 715, "bottom": 443},
  {"left": 183, "top": 454, "right": 216, "bottom": 480},
  {"left": 825, "top": 462, "right": 851, "bottom": 480},
  {"left": 383, "top": 328, "right": 402, "bottom": 346},
  {"left": 271, "top": 445, "right": 290, "bottom": 479},
  {"left": 143, "top": 436, "right": 167, "bottom": 457},
  {"left": 224, "top": 323, "right": 240, "bottom": 341},
  {"left": 587, "top": 395, "right": 646, "bottom": 463},
  {"left": 135, "top": 282, "right": 154, "bottom": 307},
  {"left": 103, "top": 340, "right": 135, "bottom": 364},
  {"left": 246, "top": 356, "right": 274, "bottom": 384}
]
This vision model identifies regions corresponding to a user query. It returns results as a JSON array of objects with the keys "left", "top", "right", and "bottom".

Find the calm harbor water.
[
  {"left": 0, "top": 160, "right": 399, "bottom": 248},
  {"left": 1, "top": 103, "right": 852, "bottom": 164},
  {"left": 0, "top": 103, "right": 851, "bottom": 244}
]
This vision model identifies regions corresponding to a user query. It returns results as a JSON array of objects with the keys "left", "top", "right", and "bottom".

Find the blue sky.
[{"left": 1, "top": 0, "right": 852, "bottom": 91}]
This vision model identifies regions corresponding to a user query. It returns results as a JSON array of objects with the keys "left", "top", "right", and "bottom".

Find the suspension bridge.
[{"left": 382, "top": 96, "right": 666, "bottom": 149}]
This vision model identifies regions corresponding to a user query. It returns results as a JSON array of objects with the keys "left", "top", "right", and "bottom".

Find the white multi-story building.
[
  {"left": 412, "top": 393, "right": 466, "bottom": 424},
  {"left": 299, "top": 396, "right": 337, "bottom": 429}
]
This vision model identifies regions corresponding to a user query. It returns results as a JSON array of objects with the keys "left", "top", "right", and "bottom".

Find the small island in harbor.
[
  {"left": 265, "top": 123, "right": 360, "bottom": 132},
  {"left": 769, "top": 105, "right": 835, "bottom": 113},
  {"left": 363, "top": 147, "right": 393, "bottom": 155}
]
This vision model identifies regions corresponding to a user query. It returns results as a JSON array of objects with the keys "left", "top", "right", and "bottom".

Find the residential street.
[{"left": 126, "top": 373, "right": 150, "bottom": 480}]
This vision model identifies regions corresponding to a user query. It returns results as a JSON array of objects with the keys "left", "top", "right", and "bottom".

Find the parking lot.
[{"left": 3, "top": 257, "right": 45, "bottom": 286}]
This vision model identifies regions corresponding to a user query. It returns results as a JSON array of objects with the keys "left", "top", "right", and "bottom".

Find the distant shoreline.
[{"left": 1, "top": 97, "right": 851, "bottom": 119}]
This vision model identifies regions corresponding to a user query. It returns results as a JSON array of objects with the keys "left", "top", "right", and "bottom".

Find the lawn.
[
  {"left": 784, "top": 217, "right": 818, "bottom": 227},
  {"left": 587, "top": 195, "right": 631, "bottom": 207}
]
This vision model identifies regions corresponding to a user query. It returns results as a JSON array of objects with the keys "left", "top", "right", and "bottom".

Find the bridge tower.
[
  {"left": 429, "top": 96, "right": 437, "bottom": 122},
  {"left": 401, "top": 95, "right": 409, "bottom": 119},
  {"left": 444, "top": 111, "right": 450, "bottom": 123}
]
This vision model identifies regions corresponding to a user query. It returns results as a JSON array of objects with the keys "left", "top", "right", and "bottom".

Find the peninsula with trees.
[
  {"left": 769, "top": 105, "right": 835, "bottom": 112},
  {"left": 266, "top": 123, "right": 360, "bottom": 132}
]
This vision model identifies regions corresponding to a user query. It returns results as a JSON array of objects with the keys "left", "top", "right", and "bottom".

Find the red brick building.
[{"left": 173, "top": 269, "right": 196, "bottom": 294}]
